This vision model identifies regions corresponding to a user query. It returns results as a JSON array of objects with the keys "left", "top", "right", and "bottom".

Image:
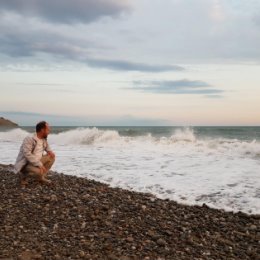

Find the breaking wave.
[{"left": 0, "top": 127, "right": 260, "bottom": 159}]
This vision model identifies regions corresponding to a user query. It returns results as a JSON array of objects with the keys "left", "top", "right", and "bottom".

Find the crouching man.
[{"left": 14, "top": 121, "right": 55, "bottom": 186}]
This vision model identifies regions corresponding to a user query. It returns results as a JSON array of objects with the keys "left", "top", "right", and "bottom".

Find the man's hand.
[
  {"left": 39, "top": 166, "right": 47, "bottom": 175},
  {"left": 47, "top": 151, "right": 55, "bottom": 159}
]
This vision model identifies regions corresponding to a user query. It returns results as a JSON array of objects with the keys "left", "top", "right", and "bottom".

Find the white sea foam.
[
  {"left": 52, "top": 127, "right": 121, "bottom": 145},
  {"left": 0, "top": 127, "right": 259, "bottom": 214},
  {"left": 0, "top": 128, "right": 28, "bottom": 142}
]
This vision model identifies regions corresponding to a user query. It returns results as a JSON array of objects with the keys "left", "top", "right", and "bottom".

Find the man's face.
[{"left": 42, "top": 123, "right": 51, "bottom": 139}]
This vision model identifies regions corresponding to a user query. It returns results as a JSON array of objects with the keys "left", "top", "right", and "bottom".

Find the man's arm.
[
  {"left": 47, "top": 150, "right": 55, "bottom": 158},
  {"left": 45, "top": 140, "right": 55, "bottom": 158}
]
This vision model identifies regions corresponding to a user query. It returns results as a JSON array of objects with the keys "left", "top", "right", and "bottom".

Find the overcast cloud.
[
  {"left": 131, "top": 80, "right": 223, "bottom": 96},
  {"left": 0, "top": 0, "right": 131, "bottom": 24},
  {"left": 0, "top": 11, "right": 183, "bottom": 72},
  {"left": 0, "top": 0, "right": 259, "bottom": 69}
]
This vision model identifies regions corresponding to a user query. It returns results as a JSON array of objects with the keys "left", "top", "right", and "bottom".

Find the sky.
[{"left": 0, "top": 0, "right": 260, "bottom": 126}]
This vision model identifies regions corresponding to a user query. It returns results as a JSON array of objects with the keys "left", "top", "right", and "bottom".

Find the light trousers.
[{"left": 22, "top": 154, "right": 55, "bottom": 180}]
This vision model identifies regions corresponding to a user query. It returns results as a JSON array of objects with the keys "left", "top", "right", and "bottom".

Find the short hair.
[{"left": 36, "top": 121, "right": 47, "bottom": 132}]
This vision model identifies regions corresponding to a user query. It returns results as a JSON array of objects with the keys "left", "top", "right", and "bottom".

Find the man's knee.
[
  {"left": 23, "top": 164, "right": 41, "bottom": 177},
  {"left": 44, "top": 155, "right": 55, "bottom": 169},
  {"left": 48, "top": 155, "right": 55, "bottom": 164},
  {"left": 41, "top": 154, "right": 55, "bottom": 164}
]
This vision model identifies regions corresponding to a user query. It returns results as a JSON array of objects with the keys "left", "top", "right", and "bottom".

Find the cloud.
[
  {"left": 86, "top": 58, "right": 183, "bottom": 72},
  {"left": 0, "top": 111, "right": 170, "bottom": 126},
  {"left": 0, "top": 13, "right": 183, "bottom": 73},
  {"left": 2, "top": 0, "right": 259, "bottom": 71},
  {"left": 119, "top": 0, "right": 260, "bottom": 63},
  {"left": 14, "top": 83, "right": 80, "bottom": 94},
  {"left": 0, "top": 15, "right": 96, "bottom": 58},
  {"left": 130, "top": 80, "right": 223, "bottom": 96},
  {"left": 0, "top": 0, "right": 131, "bottom": 24},
  {"left": 0, "top": 33, "right": 34, "bottom": 57},
  {"left": 204, "top": 94, "right": 224, "bottom": 99},
  {"left": 0, "top": 31, "right": 184, "bottom": 73}
]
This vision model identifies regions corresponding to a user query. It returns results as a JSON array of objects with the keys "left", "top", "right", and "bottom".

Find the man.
[{"left": 15, "top": 121, "right": 55, "bottom": 186}]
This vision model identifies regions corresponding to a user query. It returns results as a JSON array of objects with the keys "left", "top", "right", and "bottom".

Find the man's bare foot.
[
  {"left": 20, "top": 179, "right": 28, "bottom": 188},
  {"left": 19, "top": 173, "right": 28, "bottom": 187},
  {"left": 39, "top": 178, "right": 52, "bottom": 185}
]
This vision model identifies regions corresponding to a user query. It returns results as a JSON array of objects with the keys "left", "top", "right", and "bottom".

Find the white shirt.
[{"left": 33, "top": 135, "right": 45, "bottom": 161}]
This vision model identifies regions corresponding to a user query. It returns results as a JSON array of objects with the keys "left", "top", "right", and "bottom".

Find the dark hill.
[{"left": 0, "top": 117, "right": 18, "bottom": 127}]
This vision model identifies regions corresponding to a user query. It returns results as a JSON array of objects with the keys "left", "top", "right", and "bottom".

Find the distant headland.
[{"left": 0, "top": 117, "right": 19, "bottom": 127}]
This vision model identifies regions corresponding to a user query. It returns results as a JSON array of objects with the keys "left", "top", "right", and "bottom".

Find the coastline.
[{"left": 0, "top": 164, "right": 259, "bottom": 260}]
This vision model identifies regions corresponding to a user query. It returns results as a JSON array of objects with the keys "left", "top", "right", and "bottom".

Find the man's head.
[{"left": 36, "top": 121, "right": 50, "bottom": 139}]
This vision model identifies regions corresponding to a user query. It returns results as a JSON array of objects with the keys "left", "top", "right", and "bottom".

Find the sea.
[{"left": 0, "top": 126, "right": 259, "bottom": 215}]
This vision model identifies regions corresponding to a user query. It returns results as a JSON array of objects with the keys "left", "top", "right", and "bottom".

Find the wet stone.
[
  {"left": 157, "top": 238, "right": 167, "bottom": 247},
  {"left": 0, "top": 164, "right": 259, "bottom": 260}
]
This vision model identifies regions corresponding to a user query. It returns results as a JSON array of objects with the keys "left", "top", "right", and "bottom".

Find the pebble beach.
[{"left": 0, "top": 164, "right": 259, "bottom": 260}]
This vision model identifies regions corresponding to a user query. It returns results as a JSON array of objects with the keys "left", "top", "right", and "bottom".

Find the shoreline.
[{"left": 0, "top": 164, "right": 259, "bottom": 259}]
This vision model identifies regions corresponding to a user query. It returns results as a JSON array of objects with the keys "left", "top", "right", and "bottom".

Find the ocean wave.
[
  {"left": 1, "top": 127, "right": 260, "bottom": 159},
  {"left": 163, "top": 128, "right": 197, "bottom": 143},
  {"left": 0, "top": 128, "right": 29, "bottom": 142},
  {"left": 51, "top": 127, "right": 121, "bottom": 145}
]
